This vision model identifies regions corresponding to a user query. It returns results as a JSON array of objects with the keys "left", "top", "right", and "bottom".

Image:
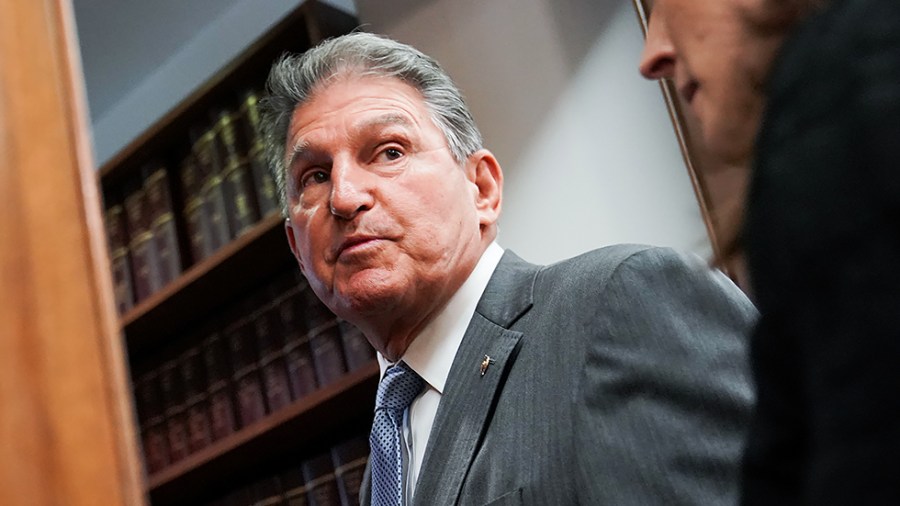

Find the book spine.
[
  {"left": 302, "top": 453, "right": 342, "bottom": 506},
  {"left": 104, "top": 203, "right": 134, "bottom": 314},
  {"left": 217, "top": 110, "right": 260, "bottom": 234},
  {"left": 308, "top": 319, "right": 347, "bottom": 388},
  {"left": 124, "top": 182, "right": 159, "bottom": 302},
  {"left": 254, "top": 302, "right": 292, "bottom": 413},
  {"left": 179, "top": 154, "right": 213, "bottom": 263},
  {"left": 303, "top": 297, "right": 337, "bottom": 333},
  {"left": 240, "top": 91, "right": 280, "bottom": 217},
  {"left": 159, "top": 359, "right": 190, "bottom": 463},
  {"left": 280, "top": 466, "right": 309, "bottom": 506},
  {"left": 202, "top": 332, "right": 238, "bottom": 441},
  {"left": 133, "top": 371, "right": 169, "bottom": 474},
  {"left": 331, "top": 436, "right": 369, "bottom": 506},
  {"left": 202, "top": 173, "right": 233, "bottom": 253},
  {"left": 225, "top": 316, "right": 268, "bottom": 427},
  {"left": 223, "top": 160, "right": 260, "bottom": 236},
  {"left": 248, "top": 144, "right": 280, "bottom": 217},
  {"left": 280, "top": 287, "right": 318, "bottom": 399},
  {"left": 193, "top": 127, "right": 234, "bottom": 251},
  {"left": 153, "top": 213, "right": 181, "bottom": 287},
  {"left": 180, "top": 346, "right": 212, "bottom": 454},
  {"left": 144, "top": 164, "right": 182, "bottom": 286},
  {"left": 109, "top": 250, "right": 135, "bottom": 315},
  {"left": 337, "top": 319, "right": 374, "bottom": 372},
  {"left": 128, "top": 233, "right": 157, "bottom": 302}
]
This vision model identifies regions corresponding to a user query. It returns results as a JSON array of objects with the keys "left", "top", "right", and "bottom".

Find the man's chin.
[{"left": 332, "top": 280, "right": 404, "bottom": 319}]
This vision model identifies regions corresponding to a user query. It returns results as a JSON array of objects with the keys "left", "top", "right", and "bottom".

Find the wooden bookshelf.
[
  {"left": 122, "top": 213, "right": 293, "bottom": 355},
  {"left": 95, "top": 2, "right": 369, "bottom": 504},
  {"left": 148, "top": 362, "right": 378, "bottom": 506}
]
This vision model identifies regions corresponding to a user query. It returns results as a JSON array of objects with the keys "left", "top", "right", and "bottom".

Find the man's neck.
[{"left": 362, "top": 239, "right": 494, "bottom": 362}]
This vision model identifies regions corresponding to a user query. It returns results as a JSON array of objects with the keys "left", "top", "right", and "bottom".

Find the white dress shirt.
[{"left": 376, "top": 241, "right": 504, "bottom": 502}]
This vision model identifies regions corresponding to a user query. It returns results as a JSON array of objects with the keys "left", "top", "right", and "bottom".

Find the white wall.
[
  {"left": 89, "top": 0, "right": 354, "bottom": 165},
  {"left": 356, "top": 0, "right": 711, "bottom": 264}
]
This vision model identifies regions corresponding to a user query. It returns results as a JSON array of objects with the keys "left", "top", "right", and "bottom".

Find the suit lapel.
[{"left": 413, "top": 251, "right": 537, "bottom": 506}]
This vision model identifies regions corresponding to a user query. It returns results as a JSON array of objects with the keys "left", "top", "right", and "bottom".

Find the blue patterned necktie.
[{"left": 370, "top": 361, "right": 425, "bottom": 506}]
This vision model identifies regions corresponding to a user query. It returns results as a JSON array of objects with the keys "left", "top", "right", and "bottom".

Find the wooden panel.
[{"left": 0, "top": 0, "right": 146, "bottom": 504}]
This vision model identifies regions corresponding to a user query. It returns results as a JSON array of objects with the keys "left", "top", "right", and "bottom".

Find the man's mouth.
[{"left": 335, "top": 235, "right": 381, "bottom": 259}]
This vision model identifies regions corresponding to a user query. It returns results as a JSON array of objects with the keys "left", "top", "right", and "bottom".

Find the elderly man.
[
  {"left": 261, "top": 32, "right": 755, "bottom": 505},
  {"left": 639, "top": 0, "right": 900, "bottom": 504}
]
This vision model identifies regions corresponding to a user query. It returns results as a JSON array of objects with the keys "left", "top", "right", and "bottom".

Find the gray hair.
[{"left": 259, "top": 31, "right": 484, "bottom": 215}]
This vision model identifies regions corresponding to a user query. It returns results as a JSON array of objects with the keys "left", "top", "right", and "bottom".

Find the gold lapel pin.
[{"left": 480, "top": 355, "right": 495, "bottom": 376}]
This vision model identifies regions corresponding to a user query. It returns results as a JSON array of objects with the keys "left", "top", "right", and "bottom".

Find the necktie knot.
[{"left": 376, "top": 361, "right": 425, "bottom": 412}]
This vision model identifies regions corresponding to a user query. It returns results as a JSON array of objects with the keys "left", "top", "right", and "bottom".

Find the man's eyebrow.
[
  {"left": 287, "top": 139, "right": 311, "bottom": 171},
  {"left": 286, "top": 113, "right": 414, "bottom": 169},
  {"left": 353, "top": 113, "right": 414, "bottom": 135}
]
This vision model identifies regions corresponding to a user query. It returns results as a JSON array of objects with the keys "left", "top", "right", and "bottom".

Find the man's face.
[
  {"left": 282, "top": 75, "right": 497, "bottom": 340},
  {"left": 638, "top": 0, "right": 784, "bottom": 166}
]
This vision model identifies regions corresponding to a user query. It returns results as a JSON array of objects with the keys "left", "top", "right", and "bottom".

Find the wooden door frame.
[{"left": 0, "top": 0, "right": 146, "bottom": 504}]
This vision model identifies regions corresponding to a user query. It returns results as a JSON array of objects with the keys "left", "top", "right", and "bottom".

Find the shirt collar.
[{"left": 377, "top": 242, "right": 505, "bottom": 393}]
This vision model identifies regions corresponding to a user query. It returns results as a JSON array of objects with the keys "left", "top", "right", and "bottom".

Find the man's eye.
[
  {"left": 378, "top": 147, "right": 403, "bottom": 162},
  {"left": 300, "top": 169, "right": 329, "bottom": 188}
]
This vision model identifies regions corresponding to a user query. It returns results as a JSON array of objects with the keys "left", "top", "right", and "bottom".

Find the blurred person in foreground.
[
  {"left": 260, "top": 32, "right": 755, "bottom": 505},
  {"left": 639, "top": 0, "right": 900, "bottom": 504}
]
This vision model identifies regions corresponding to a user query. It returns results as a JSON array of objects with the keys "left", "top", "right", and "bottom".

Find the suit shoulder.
[
  {"left": 540, "top": 244, "right": 703, "bottom": 282},
  {"left": 537, "top": 245, "right": 745, "bottom": 303}
]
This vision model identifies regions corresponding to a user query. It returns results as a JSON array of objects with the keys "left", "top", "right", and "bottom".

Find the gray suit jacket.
[{"left": 360, "top": 245, "right": 756, "bottom": 505}]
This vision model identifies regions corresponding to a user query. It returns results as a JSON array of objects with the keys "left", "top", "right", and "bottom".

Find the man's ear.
[
  {"left": 466, "top": 149, "right": 503, "bottom": 229},
  {"left": 284, "top": 218, "right": 306, "bottom": 274}
]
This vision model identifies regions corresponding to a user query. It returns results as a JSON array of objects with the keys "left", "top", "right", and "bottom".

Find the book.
[
  {"left": 302, "top": 452, "right": 342, "bottom": 506},
  {"left": 331, "top": 436, "right": 369, "bottom": 506},
  {"left": 279, "top": 284, "right": 318, "bottom": 400},
  {"left": 336, "top": 319, "right": 374, "bottom": 372},
  {"left": 133, "top": 370, "right": 169, "bottom": 473},
  {"left": 240, "top": 90, "right": 280, "bottom": 217},
  {"left": 253, "top": 294, "right": 292, "bottom": 413},
  {"left": 224, "top": 312, "right": 268, "bottom": 427},
  {"left": 192, "top": 125, "right": 233, "bottom": 252},
  {"left": 123, "top": 177, "right": 159, "bottom": 302},
  {"left": 215, "top": 109, "right": 260, "bottom": 235},
  {"left": 179, "top": 153, "right": 213, "bottom": 263},
  {"left": 202, "top": 332, "right": 239, "bottom": 441},
  {"left": 281, "top": 466, "right": 309, "bottom": 506},
  {"left": 143, "top": 163, "right": 183, "bottom": 287},
  {"left": 159, "top": 358, "right": 190, "bottom": 463},
  {"left": 305, "top": 299, "right": 347, "bottom": 387},
  {"left": 180, "top": 345, "right": 212, "bottom": 453},
  {"left": 104, "top": 200, "right": 134, "bottom": 314}
]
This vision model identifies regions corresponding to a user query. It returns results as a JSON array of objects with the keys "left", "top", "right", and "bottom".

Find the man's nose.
[
  {"left": 639, "top": 15, "right": 676, "bottom": 80},
  {"left": 329, "top": 158, "right": 375, "bottom": 220}
]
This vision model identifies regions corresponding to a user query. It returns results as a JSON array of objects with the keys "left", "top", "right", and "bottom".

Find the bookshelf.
[
  {"left": 149, "top": 363, "right": 377, "bottom": 505},
  {"left": 96, "top": 2, "right": 375, "bottom": 505}
]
